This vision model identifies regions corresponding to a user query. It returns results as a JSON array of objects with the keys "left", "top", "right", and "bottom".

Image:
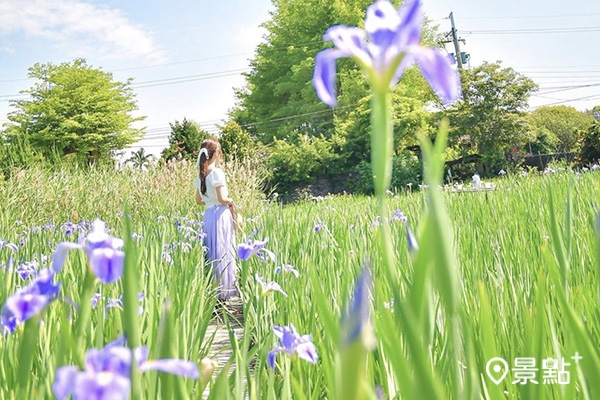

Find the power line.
[
  {"left": 459, "top": 13, "right": 600, "bottom": 20},
  {"left": 131, "top": 68, "right": 249, "bottom": 88},
  {"left": 535, "top": 81, "right": 600, "bottom": 95},
  {"left": 0, "top": 40, "right": 326, "bottom": 84},
  {"left": 0, "top": 68, "right": 251, "bottom": 101},
  {"left": 465, "top": 26, "right": 600, "bottom": 34}
]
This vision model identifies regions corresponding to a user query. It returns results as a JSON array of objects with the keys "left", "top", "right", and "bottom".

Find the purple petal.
[
  {"left": 52, "top": 242, "right": 83, "bottom": 273},
  {"left": 140, "top": 359, "right": 199, "bottom": 379},
  {"left": 237, "top": 242, "right": 254, "bottom": 261},
  {"left": 365, "top": 0, "right": 401, "bottom": 47},
  {"left": 29, "top": 268, "right": 61, "bottom": 298},
  {"left": 396, "top": 0, "right": 424, "bottom": 47},
  {"left": 278, "top": 264, "right": 299, "bottom": 278},
  {"left": 73, "top": 371, "right": 130, "bottom": 400},
  {"left": 413, "top": 47, "right": 461, "bottom": 104},
  {"left": 313, "top": 48, "right": 345, "bottom": 107},
  {"left": 105, "top": 335, "right": 128, "bottom": 348},
  {"left": 271, "top": 283, "right": 288, "bottom": 297},
  {"left": 342, "top": 267, "right": 374, "bottom": 349},
  {"left": 3, "top": 242, "right": 18, "bottom": 252},
  {"left": 86, "top": 219, "right": 110, "bottom": 250},
  {"left": 1, "top": 304, "right": 18, "bottom": 333},
  {"left": 90, "top": 248, "right": 125, "bottom": 284},
  {"left": 323, "top": 25, "right": 370, "bottom": 64},
  {"left": 53, "top": 366, "right": 79, "bottom": 400},
  {"left": 278, "top": 325, "right": 298, "bottom": 351},
  {"left": 134, "top": 346, "right": 149, "bottom": 365},
  {"left": 257, "top": 248, "right": 277, "bottom": 263},
  {"left": 85, "top": 346, "right": 132, "bottom": 377},
  {"left": 6, "top": 291, "right": 50, "bottom": 322},
  {"left": 295, "top": 341, "right": 319, "bottom": 364},
  {"left": 267, "top": 350, "right": 279, "bottom": 370},
  {"left": 406, "top": 225, "right": 419, "bottom": 253}
]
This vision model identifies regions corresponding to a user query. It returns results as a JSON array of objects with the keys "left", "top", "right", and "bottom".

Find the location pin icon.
[{"left": 486, "top": 357, "right": 509, "bottom": 385}]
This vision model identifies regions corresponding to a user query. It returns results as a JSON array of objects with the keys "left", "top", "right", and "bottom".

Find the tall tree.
[
  {"left": 126, "top": 148, "right": 154, "bottom": 170},
  {"left": 231, "top": 0, "right": 436, "bottom": 152},
  {"left": 218, "top": 121, "right": 254, "bottom": 161},
  {"left": 5, "top": 58, "right": 143, "bottom": 166},
  {"left": 160, "top": 118, "right": 209, "bottom": 162},
  {"left": 530, "top": 105, "right": 595, "bottom": 153},
  {"left": 233, "top": 0, "right": 377, "bottom": 144},
  {"left": 445, "top": 62, "right": 538, "bottom": 170}
]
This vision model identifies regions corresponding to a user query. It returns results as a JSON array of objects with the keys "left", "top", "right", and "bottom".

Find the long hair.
[{"left": 198, "top": 138, "right": 222, "bottom": 195}]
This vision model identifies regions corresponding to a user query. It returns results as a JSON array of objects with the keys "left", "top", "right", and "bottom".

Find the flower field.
[{"left": 1, "top": 161, "right": 599, "bottom": 399}]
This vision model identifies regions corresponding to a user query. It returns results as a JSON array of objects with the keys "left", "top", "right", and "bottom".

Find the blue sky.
[{"left": 1, "top": 0, "right": 599, "bottom": 157}]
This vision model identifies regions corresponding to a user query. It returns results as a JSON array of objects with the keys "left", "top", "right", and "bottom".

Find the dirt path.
[{"left": 205, "top": 297, "right": 245, "bottom": 369}]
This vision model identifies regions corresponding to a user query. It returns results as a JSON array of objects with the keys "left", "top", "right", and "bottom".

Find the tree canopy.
[
  {"left": 530, "top": 105, "right": 595, "bottom": 153},
  {"left": 160, "top": 118, "right": 209, "bottom": 162},
  {"left": 5, "top": 58, "right": 143, "bottom": 166},
  {"left": 444, "top": 62, "right": 538, "bottom": 170},
  {"left": 126, "top": 148, "right": 154, "bottom": 170}
]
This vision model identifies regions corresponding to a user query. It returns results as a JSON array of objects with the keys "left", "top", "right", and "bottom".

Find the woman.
[{"left": 195, "top": 138, "right": 238, "bottom": 300}]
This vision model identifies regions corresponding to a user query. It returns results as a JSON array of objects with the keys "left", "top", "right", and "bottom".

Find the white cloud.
[{"left": 0, "top": 0, "right": 164, "bottom": 62}]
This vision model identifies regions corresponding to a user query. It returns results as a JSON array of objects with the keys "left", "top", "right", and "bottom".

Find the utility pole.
[{"left": 449, "top": 12, "right": 462, "bottom": 69}]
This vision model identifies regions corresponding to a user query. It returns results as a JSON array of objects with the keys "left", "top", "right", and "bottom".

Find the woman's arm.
[
  {"left": 195, "top": 189, "right": 205, "bottom": 205},
  {"left": 215, "top": 186, "right": 234, "bottom": 206}
]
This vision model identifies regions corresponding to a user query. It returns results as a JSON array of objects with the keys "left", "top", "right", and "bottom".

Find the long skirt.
[{"left": 202, "top": 205, "right": 238, "bottom": 299}]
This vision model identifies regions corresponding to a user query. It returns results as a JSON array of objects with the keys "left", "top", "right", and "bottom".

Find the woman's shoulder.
[{"left": 207, "top": 167, "right": 226, "bottom": 185}]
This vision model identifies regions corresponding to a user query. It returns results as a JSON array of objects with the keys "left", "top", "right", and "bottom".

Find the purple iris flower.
[
  {"left": 91, "top": 293, "right": 103, "bottom": 308},
  {"left": 313, "top": 0, "right": 460, "bottom": 107},
  {"left": 52, "top": 219, "right": 125, "bottom": 284},
  {"left": 267, "top": 324, "right": 319, "bottom": 370},
  {"left": 274, "top": 264, "right": 300, "bottom": 278},
  {"left": 392, "top": 209, "right": 407, "bottom": 223},
  {"left": 61, "top": 221, "right": 76, "bottom": 236},
  {"left": 406, "top": 225, "right": 419, "bottom": 253},
  {"left": 53, "top": 338, "right": 199, "bottom": 400},
  {"left": 4, "top": 292, "right": 49, "bottom": 326},
  {"left": 255, "top": 274, "right": 288, "bottom": 297},
  {"left": 1, "top": 268, "right": 61, "bottom": 333},
  {"left": 238, "top": 235, "right": 276, "bottom": 263},
  {"left": 342, "top": 267, "right": 375, "bottom": 349},
  {"left": 16, "top": 260, "right": 38, "bottom": 280},
  {"left": 314, "top": 222, "right": 324, "bottom": 232},
  {"left": 0, "top": 239, "right": 18, "bottom": 253}
]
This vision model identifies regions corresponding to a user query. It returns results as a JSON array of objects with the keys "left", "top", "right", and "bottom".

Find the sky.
[{"left": 0, "top": 0, "right": 599, "bottom": 158}]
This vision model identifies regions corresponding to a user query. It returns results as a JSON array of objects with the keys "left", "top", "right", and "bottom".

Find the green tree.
[
  {"left": 232, "top": 0, "right": 442, "bottom": 191},
  {"left": 125, "top": 148, "right": 154, "bottom": 169},
  {"left": 5, "top": 58, "right": 143, "bottom": 166},
  {"left": 579, "top": 122, "right": 600, "bottom": 163},
  {"left": 530, "top": 105, "right": 595, "bottom": 153},
  {"left": 445, "top": 61, "right": 538, "bottom": 171},
  {"left": 218, "top": 121, "right": 255, "bottom": 161},
  {"left": 160, "top": 118, "right": 209, "bottom": 162},
  {"left": 233, "top": 0, "right": 380, "bottom": 145}
]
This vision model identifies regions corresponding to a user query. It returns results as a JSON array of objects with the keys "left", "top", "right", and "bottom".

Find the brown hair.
[{"left": 198, "top": 138, "right": 222, "bottom": 195}]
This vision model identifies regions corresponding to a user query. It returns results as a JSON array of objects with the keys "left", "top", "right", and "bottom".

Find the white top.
[{"left": 195, "top": 168, "right": 228, "bottom": 209}]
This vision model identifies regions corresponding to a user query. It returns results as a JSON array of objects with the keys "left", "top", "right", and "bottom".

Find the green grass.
[{"left": 0, "top": 161, "right": 599, "bottom": 399}]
